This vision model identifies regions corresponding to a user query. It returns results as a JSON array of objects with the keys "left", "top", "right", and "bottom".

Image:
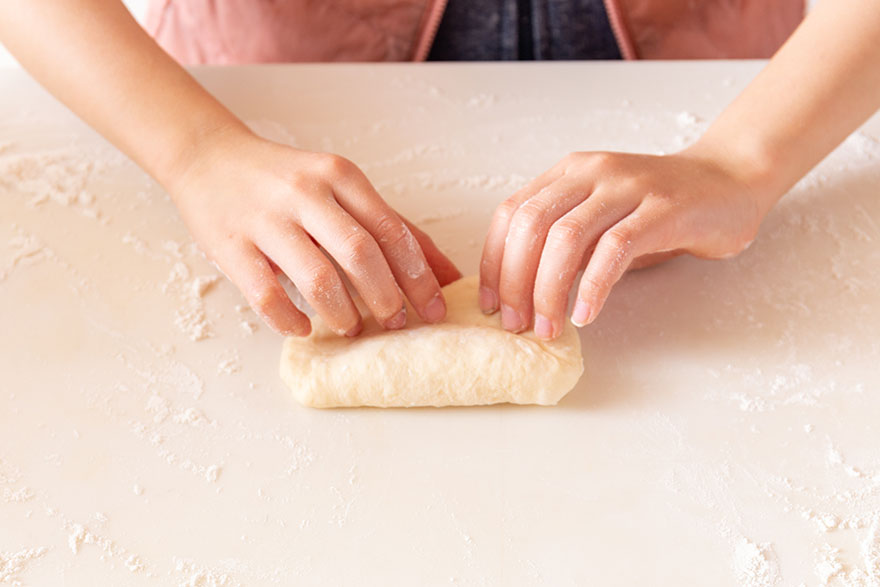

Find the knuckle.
[
  {"left": 285, "top": 173, "right": 313, "bottom": 195},
  {"left": 547, "top": 218, "right": 585, "bottom": 249},
  {"left": 341, "top": 229, "right": 376, "bottom": 265},
  {"left": 579, "top": 274, "right": 607, "bottom": 297},
  {"left": 316, "top": 153, "right": 354, "bottom": 178},
  {"left": 250, "top": 285, "right": 285, "bottom": 316},
  {"left": 302, "top": 263, "right": 339, "bottom": 295},
  {"left": 561, "top": 151, "right": 584, "bottom": 166},
  {"left": 582, "top": 151, "right": 617, "bottom": 173},
  {"left": 510, "top": 200, "right": 549, "bottom": 234},
  {"left": 604, "top": 226, "right": 634, "bottom": 255},
  {"left": 480, "top": 254, "right": 497, "bottom": 272},
  {"left": 373, "top": 215, "right": 411, "bottom": 249},
  {"left": 533, "top": 280, "right": 563, "bottom": 312},
  {"left": 494, "top": 198, "right": 521, "bottom": 224},
  {"left": 255, "top": 211, "right": 291, "bottom": 233}
]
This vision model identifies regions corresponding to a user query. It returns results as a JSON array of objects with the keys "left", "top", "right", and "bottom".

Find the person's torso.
[{"left": 145, "top": 0, "right": 805, "bottom": 65}]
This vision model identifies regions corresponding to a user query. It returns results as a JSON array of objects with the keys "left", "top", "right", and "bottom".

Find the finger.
[
  {"left": 220, "top": 241, "right": 311, "bottom": 336},
  {"left": 331, "top": 168, "right": 447, "bottom": 324},
  {"left": 403, "top": 219, "right": 462, "bottom": 287},
  {"left": 479, "top": 165, "right": 565, "bottom": 314},
  {"left": 496, "top": 176, "right": 604, "bottom": 333},
  {"left": 253, "top": 222, "right": 363, "bottom": 337},
  {"left": 531, "top": 193, "right": 638, "bottom": 339},
  {"left": 297, "top": 196, "right": 406, "bottom": 330},
  {"left": 571, "top": 205, "right": 672, "bottom": 327}
]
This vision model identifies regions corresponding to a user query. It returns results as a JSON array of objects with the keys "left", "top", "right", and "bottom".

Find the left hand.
[{"left": 479, "top": 148, "right": 772, "bottom": 340}]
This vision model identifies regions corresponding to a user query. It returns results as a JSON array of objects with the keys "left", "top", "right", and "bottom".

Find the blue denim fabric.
[{"left": 427, "top": 0, "right": 622, "bottom": 61}]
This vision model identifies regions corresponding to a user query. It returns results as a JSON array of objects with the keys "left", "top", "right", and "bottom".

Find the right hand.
[{"left": 168, "top": 127, "right": 461, "bottom": 337}]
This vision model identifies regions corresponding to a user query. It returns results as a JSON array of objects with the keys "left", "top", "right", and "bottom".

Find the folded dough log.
[{"left": 279, "top": 275, "right": 583, "bottom": 408}]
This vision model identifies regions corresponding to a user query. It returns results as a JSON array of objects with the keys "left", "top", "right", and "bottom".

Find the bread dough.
[{"left": 279, "top": 275, "right": 584, "bottom": 408}]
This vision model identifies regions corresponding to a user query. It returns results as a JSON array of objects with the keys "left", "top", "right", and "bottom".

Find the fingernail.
[
  {"left": 479, "top": 286, "right": 497, "bottom": 314},
  {"left": 501, "top": 304, "right": 523, "bottom": 332},
  {"left": 344, "top": 322, "right": 363, "bottom": 337},
  {"left": 423, "top": 294, "right": 446, "bottom": 323},
  {"left": 534, "top": 314, "right": 554, "bottom": 340},
  {"left": 571, "top": 299, "right": 591, "bottom": 327},
  {"left": 385, "top": 307, "right": 407, "bottom": 330}
]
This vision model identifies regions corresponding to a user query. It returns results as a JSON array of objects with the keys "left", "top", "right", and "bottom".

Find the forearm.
[
  {"left": 688, "top": 0, "right": 880, "bottom": 210},
  {"left": 0, "top": 0, "right": 249, "bottom": 190}
]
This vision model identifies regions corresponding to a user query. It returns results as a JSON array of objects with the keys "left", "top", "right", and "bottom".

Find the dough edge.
[{"left": 279, "top": 276, "right": 584, "bottom": 408}]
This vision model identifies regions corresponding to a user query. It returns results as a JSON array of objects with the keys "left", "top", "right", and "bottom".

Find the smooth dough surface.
[{"left": 279, "top": 275, "right": 584, "bottom": 408}]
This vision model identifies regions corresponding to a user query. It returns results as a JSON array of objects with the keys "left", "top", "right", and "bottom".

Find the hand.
[
  {"left": 479, "top": 147, "right": 772, "bottom": 340},
  {"left": 169, "top": 128, "right": 461, "bottom": 337}
]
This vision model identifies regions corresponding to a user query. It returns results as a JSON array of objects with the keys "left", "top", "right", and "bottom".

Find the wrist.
[
  {"left": 154, "top": 116, "right": 257, "bottom": 199},
  {"left": 680, "top": 130, "right": 788, "bottom": 216}
]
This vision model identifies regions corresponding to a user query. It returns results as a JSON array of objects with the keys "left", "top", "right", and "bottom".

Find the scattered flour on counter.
[
  {"left": 861, "top": 516, "right": 880, "bottom": 583},
  {"left": 146, "top": 393, "right": 172, "bottom": 424},
  {"left": 715, "top": 363, "right": 844, "bottom": 412},
  {"left": 826, "top": 442, "right": 867, "bottom": 479},
  {"left": 161, "top": 262, "right": 220, "bottom": 341},
  {"left": 414, "top": 208, "right": 465, "bottom": 226},
  {"left": 843, "top": 131, "right": 880, "bottom": 161},
  {"left": 121, "top": 231, "right": 176, "bottom": 261},
  {"left": 762, "top": 434, "right": 880, "bottom": 586},
  {"left": 328, "top": 486, "right": 356, "bottom": 528},
  {"left": 381, "top": 172, "right": 528, "bottom": 196},
  {"left": 0, "top": 146, "right": 120, "bottom": 223},
  {"left": 217, "top": 350, "right": 242, "bottom": 375},
  {"left": 233, "top": 430, "right": 315, "bottom": 476},
  {"left": 174, "top": 298, "right": 213, "bottom": 341},
  {"left": 465, "top": 93, "right": 497, "bottom": 108},
  {"left": 0, "top": 460, "right": 35, "bottom": 506},
  {"left": 0, "top": 232, "right": 51, "bottom": 283},
  {"left": 734, "top": 537, "right": 781, "bottom": 586},
  {"left": 172, "top": 407, "right": 217, "bottom": 428},
  {"left": 60, "top": 518, "right": 152, "bottom": 576},
  {"left": 456, "top": 173, "right": 528, "bottom": 192},
  {"left": 0, "top": 546, "right": 48, "bottom": 585},
  {"left": 173, "top": 558, "right": 240, "bottom": 587},
  {"left": 675, "top": 111, "right": 702, "bottom": 127},
  {"left": 810, "top": 518, "right": 879, "bottom": 584},
  {"left": 362, "top": 143, "right": 448, "bottom": 170},
  {"left": 2, "top": 487, "right": 34, "bottom": 504},
  {"left": 68, "top": 523, "right": 90, "bottom": 554},
  {"left": 131, "top": 422, "right": 224, "bottom": 484},
  {"left": 815, "top": 544, "right": 846, "bottom": 585},
  {"left": 234, "top": 305, "right": 258, "bottom": 334},
  {"left": 191, "top": 275, "right": 219, "bottom": 298},
  {"left": 125, "top": 555, "right": 145, "bottom": 573}
]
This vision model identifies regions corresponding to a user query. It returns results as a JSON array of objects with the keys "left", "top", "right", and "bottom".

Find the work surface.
[{"left": 1, "top": 62, "right": 879, "bottom": 586}]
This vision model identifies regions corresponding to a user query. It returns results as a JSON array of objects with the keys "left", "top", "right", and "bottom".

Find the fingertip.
[
  {"left": 344, "top": 320, "right": 363, "bottom": 337},
  {"left": 278, "top": 317, "right": 311, "bottom": 337},
  {"left": 384, "top": 306, "right": 407, "bottom": 330},
  {"left": 570, "top": 299, "right": 592, "bottom": 328},
  {"left": 479, "top": 286, "right": 498, "bottom": 314},
  {"left": 534, "top": 313, "right": 557, "bottom": 340},
  {"left": 422, "top": 293, "right": 446, "bottom": 323},
  {"left": 500, "top": 304, "right": 526, "bottom": 333}
]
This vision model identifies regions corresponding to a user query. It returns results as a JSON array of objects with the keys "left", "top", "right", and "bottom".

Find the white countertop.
[{"left": 1, "top": 62, "right": 879, "bottom": 586}]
